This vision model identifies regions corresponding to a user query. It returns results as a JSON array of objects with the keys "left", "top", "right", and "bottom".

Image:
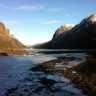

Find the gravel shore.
[{"left": 32, "top": 53, "right": 96, "bottom": 96}]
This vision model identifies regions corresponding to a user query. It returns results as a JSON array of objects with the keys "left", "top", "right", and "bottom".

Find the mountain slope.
[
  {"left": 34, "top": 13, "right": 96, "bottom": 49},
  {"left": 0, "top": 22, "right": 25, "bottom": 50},
  {"left": 52, "top": 24, "right": 75, "bottom": 43}
]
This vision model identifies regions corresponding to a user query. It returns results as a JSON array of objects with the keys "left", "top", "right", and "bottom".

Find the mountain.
[
  {"left": 52, "top": 24, "right": 75, "bottom": 43},
  {"left": 33, "top": 13, "right": 96, "bottom": 49},
  {"left": 0, "top": 22, "right": 25, "bottom": 50},
  {"left": 32, "top": 24, "right": 75, "bottom": 48}
]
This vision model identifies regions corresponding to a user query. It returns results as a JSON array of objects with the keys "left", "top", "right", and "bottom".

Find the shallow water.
[{"left": 0, "top": 53, "right": 86, "bottom": 96}]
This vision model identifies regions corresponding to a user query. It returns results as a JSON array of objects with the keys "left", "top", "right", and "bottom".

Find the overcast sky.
[{"left": 0, "top": 0, "right": 96, "bottom": 45}]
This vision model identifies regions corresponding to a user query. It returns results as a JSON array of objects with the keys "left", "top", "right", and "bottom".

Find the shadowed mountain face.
[
  {"left": 0, "top": 22, "right": 25, "bottom": 50},
  {"left": 34, "top": 13, "right": 96, "bottom": 49}
]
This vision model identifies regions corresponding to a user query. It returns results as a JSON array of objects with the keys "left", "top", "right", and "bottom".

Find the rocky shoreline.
[
  {"left": 32, "top": 53, "right": 96, "bottom": 96},
  {"left": 1, "top": 53, "right": 85, "bottom": 96},
  {"left": 0, "top": 49, "right": 26, "bottom": 56},
  {"left": 1, "top": 52, "right": 96, "bottom": 96}
]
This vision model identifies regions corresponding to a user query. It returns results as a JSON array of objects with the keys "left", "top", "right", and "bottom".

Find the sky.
[{"left": 0, "top": 0, "right": 96, "bottom": 45}]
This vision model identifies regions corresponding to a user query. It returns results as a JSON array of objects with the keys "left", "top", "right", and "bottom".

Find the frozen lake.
[{"left": 0, "top": 53, "right": 86, "bottom": 96}]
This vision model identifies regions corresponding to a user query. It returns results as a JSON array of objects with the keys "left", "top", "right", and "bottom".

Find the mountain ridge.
[
  {"left": 33, "top": 13, "right": 96, "bottom": 49},
  {"left": 0, "top": 21, "right": 25, "bottom": 50}
]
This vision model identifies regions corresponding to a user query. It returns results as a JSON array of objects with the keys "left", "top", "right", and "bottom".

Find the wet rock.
[
  {"left": 0, "top": 52, "right": 8, "bottom": 56},
  {"left": 8, "top": 75, "right": 12, "bottom": 77},
  {"left": 33, "top": 86, "right": 44, "bottom": 93},
  {"left": 23, "top": 88, "right": 29, "bottom": 92},
  {"left": 4, "top": 87, "right": 18, "bottom": 96},
  {"left": 23, "top": 78, "right": 32, "bottom": 82},
  {"left": 19, "top": 93, "right": 24, "bottom": 96},
  {"left": 40, "top": 77, "right": 56, "bottom": 86}
]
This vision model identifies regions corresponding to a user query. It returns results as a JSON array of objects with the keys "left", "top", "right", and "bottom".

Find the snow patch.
[{"left": 88, "top": 13, "right": 96, "bottom": 22}]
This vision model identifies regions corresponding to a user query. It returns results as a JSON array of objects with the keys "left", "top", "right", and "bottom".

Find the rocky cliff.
[
  {"left": 34, "top": 13, "right": 96, "bottom": 49},
  {"left": 0, "top": 22, "right": 25, "bottom": 50}
]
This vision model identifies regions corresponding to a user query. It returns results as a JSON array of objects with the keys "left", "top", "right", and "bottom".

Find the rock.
[{"left": 0, "top": 52, "right": 8, "bottom": 56}]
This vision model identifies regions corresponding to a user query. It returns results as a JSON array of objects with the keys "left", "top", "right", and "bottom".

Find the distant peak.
[
  {"left": 90, "top": 13, "right": 96, "bottom": 18},
  {"left": 80, "top": 13, "right": 96, "bottom": 25},
  {"left": 87, "top": 13, "right": 96, "bottom": 22},
  {"left": 62, "top": 24, "right": 75, "bottom": 27}
]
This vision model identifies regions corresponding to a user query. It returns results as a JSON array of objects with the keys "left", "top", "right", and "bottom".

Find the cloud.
[
  {"left": 3, "top": 20, "right": 21, "bottom": 25},
  {"left": 48, "top": 7, "right": 64, "bottom": 12},
  {"left": 13, "top": 5, "right": 44, "bottom": 11},
  {"left": 41, "top": 20, "right": 63, "bottom": 25},
  {"left": 27, "top": 18, "right": 63, "bottom": 25}
]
